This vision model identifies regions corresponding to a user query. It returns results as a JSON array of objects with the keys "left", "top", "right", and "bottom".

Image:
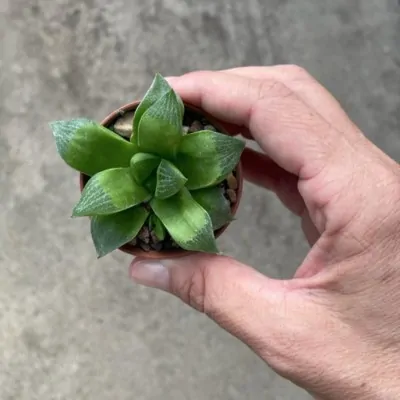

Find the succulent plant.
[{"left": 50, "top": 74, "right": 245, "bottom": 257}]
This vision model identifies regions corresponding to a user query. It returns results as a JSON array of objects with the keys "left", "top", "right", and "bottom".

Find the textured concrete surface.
[{"left": 0, "top": 0, "right": 399, "bottom": 399}]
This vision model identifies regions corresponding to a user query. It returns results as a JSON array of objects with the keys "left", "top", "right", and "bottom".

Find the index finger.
[{"left": 167, "top": 71, "right": 355, "bottom": 179}]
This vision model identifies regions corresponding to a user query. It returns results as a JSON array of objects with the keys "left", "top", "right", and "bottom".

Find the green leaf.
[
  {"left": 176, "top": 130, "right": 245, "bottom": 190},
  {"left": 137, "top": 89, "right": 184, "bottom": 159},
  {"left": 143, "top": 173, "right": 158, "bottom": 195},
  {"left": 91, "top": 206, "right": 149, "bottom": 258},
  {"left": 191, "top": 186, "right": 232, "bottom": 230},
  {"left": 130, "top": 153, "right": 161, "bottom": 184},
  {"left": 72, "top": 168, "right": 151, "bottom": 217},
  {"left": 132, "top": 73, "right": 172, "bottom": 144},
  {"left": 50, "top": 119, "right": 138, "bottom": 176},
  {"left": 151, "top": 188, "right": 218, "bottom": 253},
  {"left": 155, "top": 159, "right": 187, "bottom": 199},
  {"left": 149, "top": 214, "right": 166, "bottom": 241}
]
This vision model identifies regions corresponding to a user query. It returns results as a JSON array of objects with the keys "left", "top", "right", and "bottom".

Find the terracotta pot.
[{"left": 80, "top": 101, "right": 244, "bottom": 259}]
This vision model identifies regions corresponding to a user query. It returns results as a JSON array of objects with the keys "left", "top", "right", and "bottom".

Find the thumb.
[{"left": 130, "top": 253, "right": 293, "bottom": 360}]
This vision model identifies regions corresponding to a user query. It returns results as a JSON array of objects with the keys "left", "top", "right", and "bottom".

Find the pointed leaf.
[
  {"left": 50, "top": 119, "right": 138, "bottom": 176},
  {"left": 149, "top": 214, "right": 166, "bottom": 241},
  {"left": 191, "top": 186, "right": 232, "bottom": 230},
  {"left": 132, "top": 73, "right": 172, "bottom": 144},
  {"left": 137, "top": 89, "right": 184, "bottom": 159},
  {"left": 91, "top": 206, "right": 149, "bottom": 258},
  {"left": 150, "top": 188, "right": 218, "bottom": 253},
  {"left": 155, "top": 159, "right": 187, "bottom": 199},
  {"left": 176, "top": 130, "right": 245, "bottom": 190},
  {"left": 73, "top": 168, "right": 151, "bottom": 216},
  {"left": 130, "top": 153, "right": 161, "bottom": 184}
]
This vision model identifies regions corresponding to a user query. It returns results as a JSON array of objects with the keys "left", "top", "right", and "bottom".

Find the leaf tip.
[
  {"left": 212, "top": 245, "right": 220, "bottom": 254},
  {"left": 48, "top": 119, "right": 64, "bottom": 129},
  {"left": 49, "top": 120, "right": 57, "bottom": 130},
  {"left": 154, "top": 72, "right": 169, "bottom": 84},
  {"left": 49, "top": 120, "right": 64, "bottom": 139},
  {"left": 96, "top": 251, "right": 106, "bottom": 259},
  {"left": 72, "top": 203, "right": 86, "bottom": 217},
  {"left": 199, "top": 238, "right": 219, "bottom": 254}
]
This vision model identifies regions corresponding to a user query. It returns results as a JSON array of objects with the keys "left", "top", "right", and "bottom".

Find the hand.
[{"left": 130, "top": 66, "right": 400, "bottom": 400}]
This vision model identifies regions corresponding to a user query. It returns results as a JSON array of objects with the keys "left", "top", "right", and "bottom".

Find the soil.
[{"left": 107, "top": 107, "right": 239, "bottom": 252}]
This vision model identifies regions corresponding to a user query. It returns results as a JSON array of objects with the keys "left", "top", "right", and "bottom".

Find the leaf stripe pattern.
[
  {"left": 137, "top": 89, "right": 184, "bottom": 159},
  {"left": 176, "top": 130, "right": 245, "bottom": 190},
  {"left": 191, "top": 186, "right": 231, "bottom": 230},
  {"left": 151, "top": 188, "right": 218, "bottom": 253},
  {"left": 50, "top": 119, "right": 137, "bottom": 176},
  {"left": 91, "top": 206, "right": 149, "bottom": 258},
  {"left": 73, "top": 168, "right": 151, "bottom": 216},
  {"left": 132, "top": 73, "right": 173, "bottom": 143},
  {"left": 155, "top": 159, "right": 187, "bottom": 199}
]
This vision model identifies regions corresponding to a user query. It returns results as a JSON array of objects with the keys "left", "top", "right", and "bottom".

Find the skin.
[{"left": 130, "top": 66, "right": 400, "bottom": 400}]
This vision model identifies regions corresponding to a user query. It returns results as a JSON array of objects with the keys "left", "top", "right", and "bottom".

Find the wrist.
[
  {"left": 321, "top": 361, "right": 400, "bottom": 400},
  {"left": 304, "top": 347, "right": 400, "bottom": 400}
]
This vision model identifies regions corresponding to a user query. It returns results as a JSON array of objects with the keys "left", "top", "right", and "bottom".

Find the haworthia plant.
[{"left": 50, "top": 73, "right": 245, "bottom": 257}]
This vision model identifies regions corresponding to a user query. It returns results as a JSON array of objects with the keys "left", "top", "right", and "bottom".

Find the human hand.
[{"left": 130, "top": 66, "right": 400, "bottom": 400}]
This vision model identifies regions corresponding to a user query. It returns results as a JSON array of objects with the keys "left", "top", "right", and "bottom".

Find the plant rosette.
[{"left": 50, "top": 74, "right": 245, "bottom": 259}]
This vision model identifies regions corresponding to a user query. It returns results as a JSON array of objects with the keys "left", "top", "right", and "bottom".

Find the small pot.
[{"left": 80, "top": 101, "right": 244, "bottom": 259}]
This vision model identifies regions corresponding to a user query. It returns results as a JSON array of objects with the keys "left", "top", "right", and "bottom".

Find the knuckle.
[
  {"left": 280, "top": 64, "right": 311, "bottom": 81},
  {"left": 173, "top": 263, "right": 224, "bottom": 318},
  {"left": 254, "top": 78, "right": 293, "bottom": 101},
  {"left": 172, "top": 266, "right": 208, "bottom": 313},
  {"left": 187, "top": 270, "right": 207, "bottom": 313}
]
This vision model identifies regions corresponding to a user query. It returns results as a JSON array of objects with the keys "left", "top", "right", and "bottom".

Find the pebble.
[
  {"left": 150, "top": 230, "right": 160, "bottom": 244},
  {"left": 189, "top": 120, "right": 203, "bottom": 133},
  {"left": 129, "top": 238, "right": 137, "bottom": 246},
  {"left": 113, "top": 111, "right": 135, "bottom": 139},
  {"left": 171, "top": 241, "right": 180, "bottom": 248},
  {"left": 226, "top": 189, "right": 237, "bottom": 203},
  {"left": 182, "top": 126, "right": 189, "bottom": 135},
  {"left": 151, "top": 242, "right": 163, "bottom": 252},
  {"left": 139, "top": 242, "right": 151, "bottom": 252},
  {"left": 204, "top": 124, "right": 216, "bottom": 132},
  {"left": 138, "top": 226, "right": 150, "bottom": 244},
  {"left": 227, "top": 173, "right": 238, "bottom": 190}
]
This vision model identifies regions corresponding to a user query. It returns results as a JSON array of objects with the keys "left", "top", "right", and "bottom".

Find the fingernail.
[{"left": 130, "top": 260, "right": 170, "bottom": 290}]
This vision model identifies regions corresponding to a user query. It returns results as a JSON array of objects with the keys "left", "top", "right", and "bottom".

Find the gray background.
[{"left": 0, "top": 0, "right": 399, "bottom": 399}]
